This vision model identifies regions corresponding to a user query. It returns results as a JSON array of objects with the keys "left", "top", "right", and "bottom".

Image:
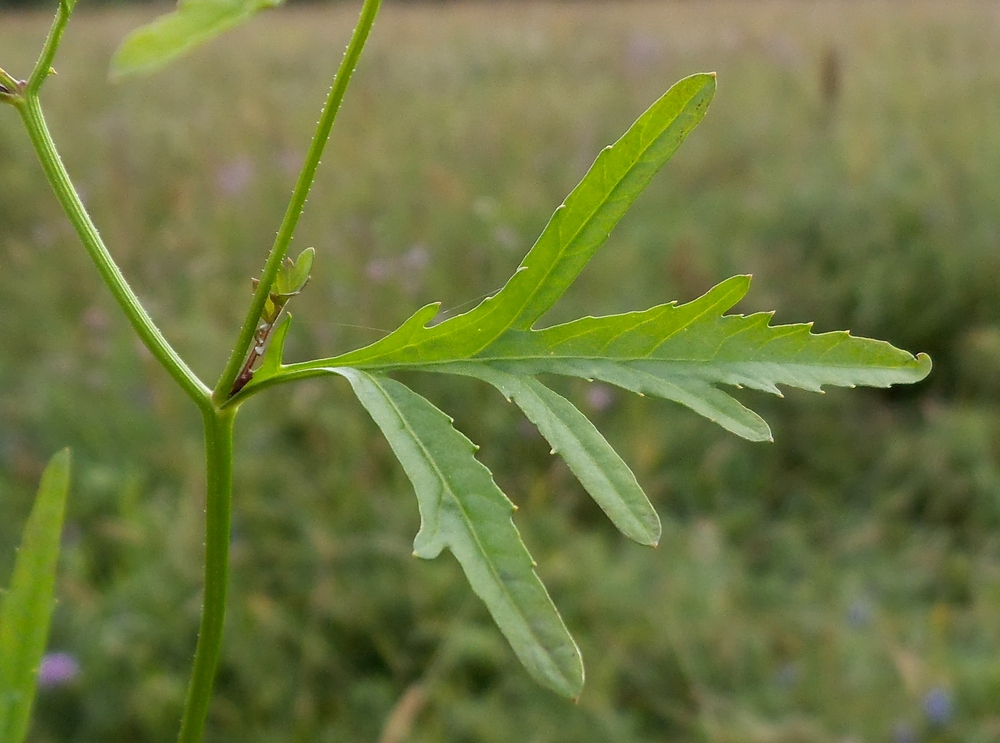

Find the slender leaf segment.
[
  {"left": 0, "top": 450, "right": 71, "bottom": 743},
  {"left": 333, "top": 368, "right": 585, "bottom": 697}
]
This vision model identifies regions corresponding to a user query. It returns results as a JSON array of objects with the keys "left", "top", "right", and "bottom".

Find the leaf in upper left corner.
[
  {"left": 111, "top": 0, "right": 284, "bottom": 78},
  {"left": 0, "top": 449, "right": 71, "bottom": 743}
]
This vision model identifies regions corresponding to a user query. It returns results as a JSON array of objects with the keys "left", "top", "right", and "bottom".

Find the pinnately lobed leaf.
[
  {"left": 111, "top": 0, "right": 283, "bottom": 78},
  {"left": 0, "top": 449, "right": 71, "bottom": 743},
  {"left": 238, "top": 70, "right": 931, "bottom": 697},
  {"left": 270, "top": 275, "right": 930, "bottom": 443},
  {"left": 327, "top": 368, "right": 585, "bottom": 698}
]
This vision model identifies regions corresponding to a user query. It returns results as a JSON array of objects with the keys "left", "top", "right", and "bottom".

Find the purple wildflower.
[
  {"left": 586, "top": 383, "right": 615, "bottom": 413},
  {"left": 922, "top": 687, "right": 953, "bottom": 727},
  {"left": 215, "top": 156, "right": 255, "bottom": 198},
  {"left": 37, "top": 652, "right": 79, "bottom": 688}
]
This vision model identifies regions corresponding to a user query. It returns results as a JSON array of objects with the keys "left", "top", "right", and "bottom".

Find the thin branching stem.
[
  {"left": 18, "top": 96, "right": 213, "bottom": 410},
  {"left": 214, "top": 0, "right": 383, "bottom": 402},
  {"left": 12, "top": 1, "right": 382, "bottom": 739},
  {"left": 26, "top": 0, "right": 74, "bottom": 95}
]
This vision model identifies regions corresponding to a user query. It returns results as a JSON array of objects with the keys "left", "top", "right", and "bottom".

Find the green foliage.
[
  {"left": 0, "top": 449, "right": 71, "bottom": 743},
  {"left": 273, "top": 247, "right": 313, "bottom": 298},
  {"left": 236, "top": 74, "right": 927, "bottom": 696},
  {"left": 111, "top": 0, "right": 284, "bottom": 77},
  {"left": 0, "top": 0, "right": 941, "bottom": 740}
]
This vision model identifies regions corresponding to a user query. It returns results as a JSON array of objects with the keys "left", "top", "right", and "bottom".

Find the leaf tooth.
[{"left": 550, "top": 448, "right": 558, "bottom": 455}]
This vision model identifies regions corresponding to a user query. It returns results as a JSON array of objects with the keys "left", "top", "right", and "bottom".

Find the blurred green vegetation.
[{"left": 1, "top": 2, "right": 999, "bottom": 741}]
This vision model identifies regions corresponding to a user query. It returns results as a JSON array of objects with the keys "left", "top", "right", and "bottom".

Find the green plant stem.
[
  {"left": 26, "top": 0, "right": 73, "bottom": 95},
  {"left": 178, "top": 408, "right": 236, "bottom": 743},
  {"left": 213, "top": 0, "right": 382, "bottom": 402},
  {"left": 18, "top": 95, "right": 212, "bottom": 411}
]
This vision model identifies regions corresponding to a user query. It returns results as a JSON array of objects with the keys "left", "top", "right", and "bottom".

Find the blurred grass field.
[{"left": 2, "top": 1, "right": 1000, "bottom": 741}]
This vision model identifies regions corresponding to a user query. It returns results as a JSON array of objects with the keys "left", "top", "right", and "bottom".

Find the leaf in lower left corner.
[{"left": 0, "top": 449, "right": 72, "bottom": 743}]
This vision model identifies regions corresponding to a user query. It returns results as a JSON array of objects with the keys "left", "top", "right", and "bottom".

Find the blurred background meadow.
[{"left": 2, "top": 1, "right": 1000, "bottom": 741}]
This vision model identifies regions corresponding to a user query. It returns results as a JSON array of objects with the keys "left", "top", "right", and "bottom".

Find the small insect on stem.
[
  {"left": 229, "top": 297, "right": 289, "bottom": 396},
  {"left": 231, "top": 366, "right": 256, "bottom": 396},
  {"left": 231, "top": 252, "right": 312, "bottom": 396}
]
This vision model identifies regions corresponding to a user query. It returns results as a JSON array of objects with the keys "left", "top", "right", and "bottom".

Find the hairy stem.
[
  {"left": 214, "top": 0, "right": 383, "bottom": 402},
  {"left": 26, "top": 0, "right": 74, "bottom": 95},
  {"left": 18, "top": 96, "right": 212, "bottom": 411},
  {"left": 178, "top": 408, "right": 236, "bottom": 743}
]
